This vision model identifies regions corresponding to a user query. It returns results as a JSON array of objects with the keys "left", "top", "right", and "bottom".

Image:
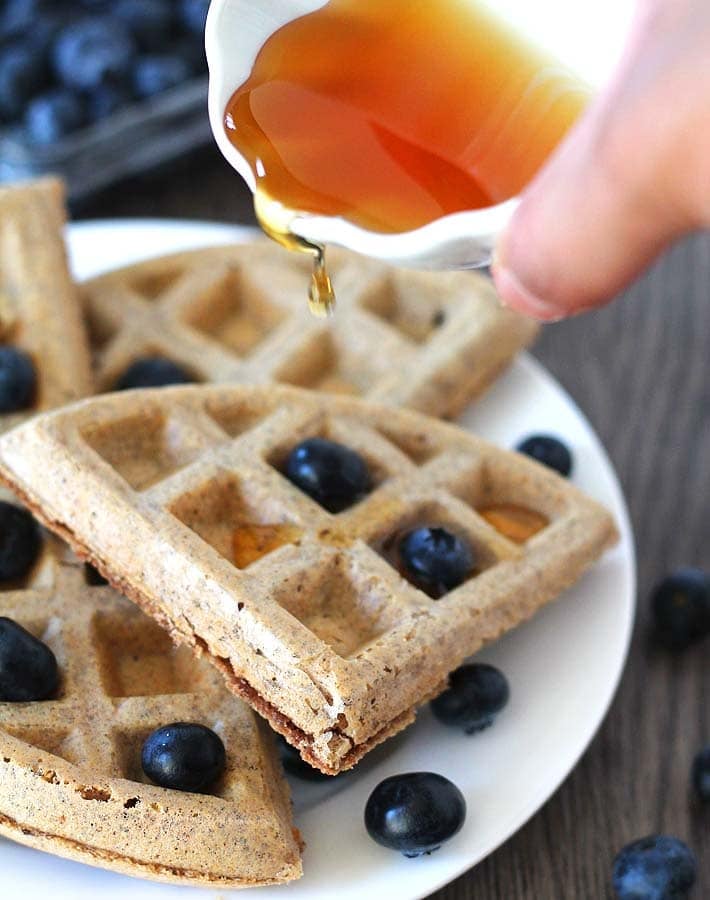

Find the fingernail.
[{"left": 491, "top": 264, "right": 565, "bottom": 322}]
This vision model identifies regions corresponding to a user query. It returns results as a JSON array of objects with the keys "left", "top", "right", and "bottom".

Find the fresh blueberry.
[
  {"left": 612, "top": 835, "right": 697, "bottom": 900},
  {"left": 516, "top": 434, "right": 573, "bottom": 477},
  {"left": 0, "top": 42, "right": 46, "bottom": 120},
  {"left": 691, "top": 745, "right": 710, "bottom": 802},
  {"left": 0, "top": 346, "right": 36, "bottom": 412},
  {"left": 0, "top": 501, "right": 42, "bottom": 581},
  {"left": 431, "top": 663, "right": 509, "bottom": 734},
  {"left": 651, "top": 568, "right": 710, "bottom": 651},
  {"left": 84, "top": 562, "right": 108, "bottom": 586},
  {"left": 398, "top": 526, "right": 474, "bottom": 598},
  {"left": 87, "top": 82, "right": 132, "bottom": 122},
  {"left": 179, "top": 0, "right": 210, "bottom": 36},
  {"left": 114, "top": 357, "right": 195, "bottom": 390},
  {"left": 0, "top": 617, "right": 58, "bottom": 701},
  {"left": 53, "top": 17, "right": 136, "bottom": 91},
  {"left": 284, "top": 437, "right": 371, "bottom": 513},
  {"left": 25, "top": 88, "right": 86, "bottom": 144},
  {"left": 276, "top": 734, "right": 331, "bottom": 782},
  {"left": 365, "top": 772, "right": 466, "bottom": 857},
  {"left": 0, "top": 0, "right": 49, "bottom": 39},
  {"left": 141, "top": 722, "right": 226, "bottom": 792},
  {"left": 133, "top": 53, "right": 192, "bottom": 99},
  {"left": 114, "top": 0, "right": 174, "bottom": 51}
]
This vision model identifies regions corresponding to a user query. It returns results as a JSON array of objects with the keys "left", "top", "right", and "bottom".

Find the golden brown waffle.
[
  {"left": 81, "top": 242, "right": 538, "bottom": 418},
  {"left": 0, "top": 178, "right": 92, "bottom": 435},
  {"left": 0, "top": 384, "right": 618, "bottom": 774},
  {"left": 0, "top": 547, "right": 302, "bottom": 886},
  {"left": 0, "top": 181, "right": 301, "bottom": 885}
]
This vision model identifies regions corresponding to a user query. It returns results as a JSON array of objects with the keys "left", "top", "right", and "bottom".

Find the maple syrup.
[
  {"left": 479, "top": 504, "right": 548, "bottom": 544},
  {"left": 224, "top": 0, "right": 591, "bottom": 312}
]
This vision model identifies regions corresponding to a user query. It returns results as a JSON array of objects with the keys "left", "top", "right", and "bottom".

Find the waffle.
[
  {"left": 0, "top": 384, "right": 618, "bottom": 774},
  {"left": 0, "top": 178, "right": 92, "bottom": 435},
  {"left": 0, "top": 551, "right": 302, "bottom": 886},
  {"left": 0, "top": 181, "right": 302, "bottom": 885},
  {"left": 81, "top": 242, "right": 538, "bottom": 418}
]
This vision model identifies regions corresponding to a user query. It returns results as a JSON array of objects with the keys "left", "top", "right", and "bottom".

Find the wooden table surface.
[{"left": 79, "top": 147, "right": 710, "bottom": 900}]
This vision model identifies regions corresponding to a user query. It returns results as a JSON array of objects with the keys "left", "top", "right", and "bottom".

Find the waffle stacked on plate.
[{"left": 0, "top": 177, "right": 617, "bottom": 883}]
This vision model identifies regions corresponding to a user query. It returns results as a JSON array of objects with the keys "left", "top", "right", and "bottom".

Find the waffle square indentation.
[
  {"left": 93, "top": 610, "right": 199, "bottom": 698},
  {"left": 82, "top": 411, "right": 205, "bottom": 491},
  {"left": 183, "top": 269, "right": 286, "bottom": 357},
  {"left": 358, "top": 273, "right": 450, "bottom": 344}
]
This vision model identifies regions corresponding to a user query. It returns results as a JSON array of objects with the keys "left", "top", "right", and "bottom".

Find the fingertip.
[{"left": 491, "top": 262, "right": 566, "bottom": 322}]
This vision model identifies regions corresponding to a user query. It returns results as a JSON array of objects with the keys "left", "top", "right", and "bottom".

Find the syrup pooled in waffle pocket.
[{"left": 0, "top": 384, "right": 618, "bottom": 775}]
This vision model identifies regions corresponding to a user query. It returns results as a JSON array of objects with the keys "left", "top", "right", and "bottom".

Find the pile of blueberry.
[{"left": 0, "top": 0, "right": 209, "bottom": 146}]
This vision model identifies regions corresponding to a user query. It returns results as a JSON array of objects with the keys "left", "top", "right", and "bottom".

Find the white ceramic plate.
[{"left": 2, "top": 220, "right": 636, "bottom": 900}]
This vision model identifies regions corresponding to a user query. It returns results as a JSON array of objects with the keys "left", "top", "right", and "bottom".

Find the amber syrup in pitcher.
[{"left": 224, "top": 0, "right": 591, "bottom": 313}]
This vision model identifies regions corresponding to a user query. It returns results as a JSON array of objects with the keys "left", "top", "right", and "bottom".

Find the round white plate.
[{"left": 2, "top": 220, "right": 636, "bottom": 900}]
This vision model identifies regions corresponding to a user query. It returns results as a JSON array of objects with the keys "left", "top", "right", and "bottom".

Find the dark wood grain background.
[{"left": 79, "top": 146, "right": 710, "bottom": 900}]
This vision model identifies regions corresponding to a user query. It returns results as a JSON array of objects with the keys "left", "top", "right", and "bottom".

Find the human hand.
[{"left": 492, "top": 0, "right": 710, "bottom": 320}]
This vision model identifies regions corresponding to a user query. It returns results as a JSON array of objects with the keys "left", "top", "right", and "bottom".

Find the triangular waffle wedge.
[
  {"left": 0, "top": 181, "right": 301, "bottom": 885},
  {"left": 0, "top": 178, "right": 92, "bottom": 435},
  {"left": 81, "top": 242, "right": 538, "bottom": 418},
  {"left": 0, "top": 550, "right": 302, "bottom": 886},
  {"left": 0, "top": 385, "right": 618, "bottom": 775}
]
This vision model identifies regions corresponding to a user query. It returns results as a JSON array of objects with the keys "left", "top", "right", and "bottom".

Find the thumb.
[{"left": 491, "top": 8, "right": 707, "bottom": 320}]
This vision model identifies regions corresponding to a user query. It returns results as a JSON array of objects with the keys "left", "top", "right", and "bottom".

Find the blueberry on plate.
[
  {"left": 691, "top": 745, "right": 710, "bottom": 802},
  {"left": 87, "top": 82, "right": 132, "bottom": 122},
  {"left": 516, "top": 434, "right": 573, "bottom": 477},
  {"left": 651, "top": 568, "right": 710, "bottom": 651},
  {"left": 133, "top": 53, "right": 192, "bottom": 99},
  {"left": 431, "top": 663, "right": 509, "bottom": 734},
  {"left": 365, "top": 772, "right": 466, "bottom": 857},
  {"left": 113, "top": 0, "right": 175, "bottom": 52},
  {"left": 0, "top": 42, "right": 47, "bottom": 120},
  {"left": 141, "top": 722, "right": 226, "bottom": 793},
  {"left": 276, "top": 734, "right": 331, "bottom": 782},
  {"left": 612, "top": 835, "right": 697, "bottom": 900},
  {"left": 53, "top": 16, "right": 136, "bottom": 91},
  {"left": 0, "top": 617, "right": 59, "bottom": 701},
  {"left": 24, "top": 88, "right": 86, "bottom": 144},
  {"left": 284, "top": 437, "right": 371, "bottom": 513},
  {"left": 0, "top": 500, "right": 42, "bottom": 582},
  {"left": 114, "top": 356, "right": 195, "bottom": 390},
  {"left": 179, "top": 0, "right": 211, "bottom": 36},
  {"left": 398, "top": 526, "right": 474, "bottom": 598},
  {"left": 0, "top": 346, "right": 36, "bottom": 413}
]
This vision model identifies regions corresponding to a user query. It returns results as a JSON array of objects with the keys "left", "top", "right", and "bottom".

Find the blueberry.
[
  {"left": 53, "top": 17, "right": 136, "bottom": 91},
  {"left": 114, "top": 0, "right": 174, "bottom": 51},
  {"left": 431, "top": 663, "right": 509, "bottom": 734},
  {"left": 25, "top": 88, "right": 86, "bottom": 144},
  {"left": 612, "top": 835, "right": 697, "bottom": 900},
  {"left": 84, "top": 562, "right": 108, "bottom": 586},
  {"left": 365, "top": 772, "right": 466, "bottom": 857},
  {"left": 651, "top": 568, "right": 710, "bottom": 651},
  {"left": 0, "top": 501, "right": 41, "bottom": 582},
  {"left": 276, "top": 734, "right": 331, "bottom": 782},
  {"left": 284, "top": 437, "right": 371, "bottom": 513},
  {"left": 87, "top": 82, "right": 132, "bottom": 122},
  {"left": 30, "top": 9, "right": 76, "bottom": 56},
  {"left": 0, "top": 346, "right": 36, "bottom": 412},
  {"left": 114, "top": 357, "right": 195, "bottom": 390},
  {"left": 178, "top": 0, "right": 210, "bottom": 36},
  {"left": 133, "top": 53, "right": 192, "bottom": 99},
  {"left": 691, "top": 745, "right": 710, "bottom": 802},
  {"left": 0, "top": 617, "right": 58, "bottom": 701},
  {"left": 141, "top": 722, "right": 226, "bottom": 792},
  {"left": 516, "top": 434, "right": 573, "bottom": 477},
  {"left": 398, "top": 526, "right": 474, "bottom": 598},
  {"left": 1, "top": 0, "right": 49, "bottom": 39},
  {"left": 0, "top": 42, "right": 47, "bottom": 120}
]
